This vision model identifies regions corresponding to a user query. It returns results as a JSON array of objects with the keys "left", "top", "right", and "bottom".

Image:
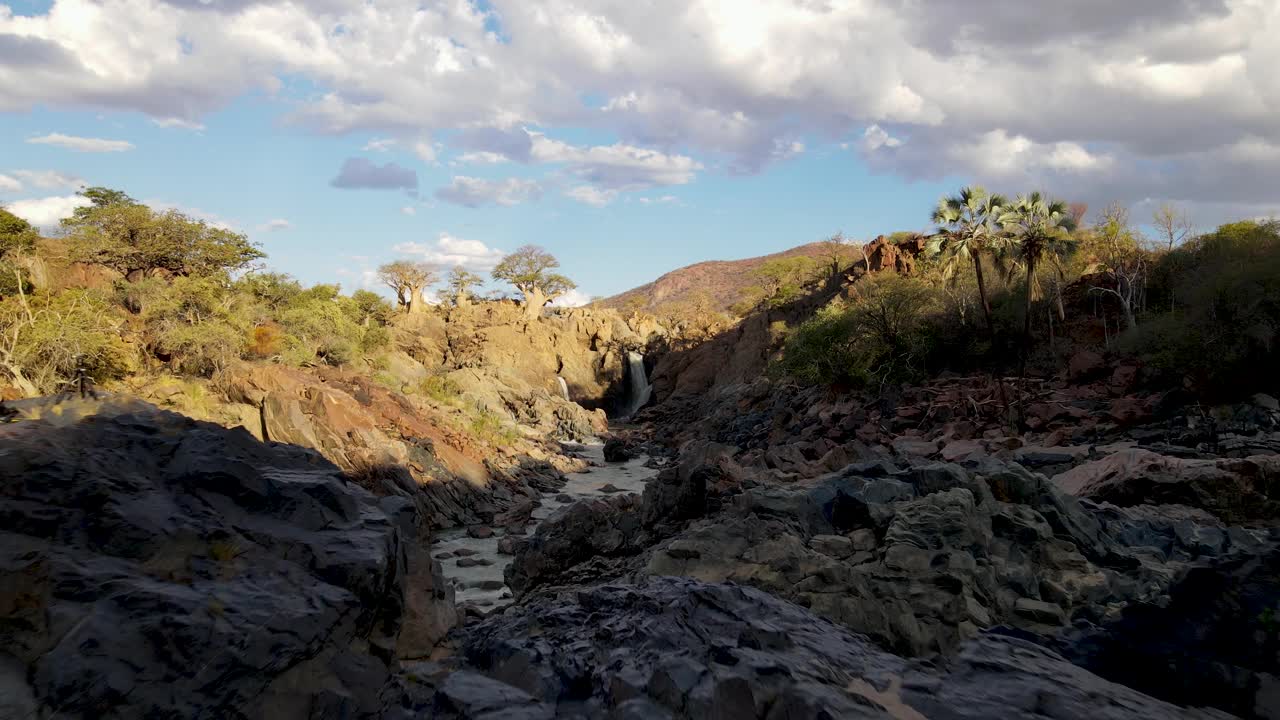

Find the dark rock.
[
  {"left": 0, "top": 402, "right": 431, "bottom": 718},
  {"left": 456, "top": 557, "right": 494, "bottom": 568},
  {"left": 598, "top": 483, "right": 626, "bottom": 493},
  {"left": 467, "top": 526, "right": 495, "bottom": 539},
  {"left": 456, "top": 577, "right": 1216, "bottom": 719},
  {"left": 603, "top": 437, "right": 637, "bottom": 462}
]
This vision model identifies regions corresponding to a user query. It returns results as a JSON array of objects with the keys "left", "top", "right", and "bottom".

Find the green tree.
[
  {"left": 816, "top": 232, "right": 851, "bottom": 280},
  {"left": 62, "top": 188, "right": 263, "bottom": 280},
  {"left": 446, "top": 265, "right": 484, "bottom": 306},
  {"left": 0, "top": 287, "right": 131, "bottom": 396},
  {"left": 927, "top": 186, "right": 1010, "bottom": 336},
  {"left": 0, "top": 207, "right": 38, "bottom": 258},
  {"left": 491, "top": 245, "right": 575, "bottom": 318},
  {"left": 998, "top": 192, "right": 1079, "bottom": 360},
  {"left": 378, "top": 260, "right": 436, "bottom": 314},
  {"left": 751, "top": 256, "right": 818, "bottom": 308}
]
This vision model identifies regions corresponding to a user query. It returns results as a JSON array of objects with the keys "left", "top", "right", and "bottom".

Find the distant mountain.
[{"left": 599, "top": 241, "right": 841, "bottom": 314}]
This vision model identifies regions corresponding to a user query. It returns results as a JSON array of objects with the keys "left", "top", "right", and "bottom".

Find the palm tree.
[
  {"left": 926, "top": 186, "right": 1010, "bottom": 336},
  {"left": 998, "top": 192, "right": 1079, "bottom": 362}
]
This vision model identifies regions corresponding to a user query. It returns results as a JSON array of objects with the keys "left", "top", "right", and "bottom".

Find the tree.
[
  {"left": 999, "top": 192, "right": 1079, "bottom": 362},
  {"left": 1153, "top": 203, "right": 1193, "bottom": 251},
  {"left": 1088, "top": 204, "right": 1147, "bottom": 333},
  {"left": 0, "top": 207, "right": 38, "bottom": 258},
  {"left": 446, "top": 265, "right": 484, "bottom": 306},
  {"left": 926, "top": 186, "right": 1010, "bottom": 336},
  {"left": 491, "top": 245, "right": 575, "bottom": 317},
  {"left": 816, "top": 232, "right": 851, "bottom": 280},
  {"left": 0, "top": 284, "right": 131, "bottom": 396},
  {"left": 751, "top": 256, "right": 818, "bottom": 308},
  {"left": 62, "top": 189, "right": 263, "bottom": 280},
  {"left": 378, "top": 260, "right": 436, "bottom": 314}
]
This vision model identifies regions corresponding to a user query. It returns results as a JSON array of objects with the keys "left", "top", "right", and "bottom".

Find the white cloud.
[
  {"left": 862, "top": 124, "right": 903, "bottom": 152},
  {"left": 638, "top": 194, "right": 679, "bottom": 205},
  {"left": 550, "top": 288, "right": 592, "bottom": 308},
  {"left": 453, "top": 151, "right": 511, "bottom": 166},
  {"left": 412, "top": 140, "right": 439, "bottom": 164},
  {"left": 3, "top": 0, "right": 1280, "bottom": 218},
  {"left": 565, "top": 185, "right": 617, "bottom": 207},
  {"left": 11, "top": 169, "right": 84, "bottom": 190},
  {"left": 5, "top": 194, "right": 92, "bottom": 231},
  {"left": 392, "top": 232, "right": 507, "bottom": 271},
  {"left": 258, "top": 218, "right": 290, "bottom": 232},
  {"left": 435, "top": 176, "right": 542, "bottom": 208},
  {"left": 26, "top": 133, "right": 133, "bottom": 152},
  {"left": 0, "top": 174, "right": 22, "bottom": 193},
  {"left": 151, "top": 117, "right": 205, "bottom": 131},
  {"left": 363, "top": 137, "right": 397, "bottom": 152},
  {"left": 528, "top": 132, "right": 701, "bottom": 190},
  {"left": 400, "top": 206, "right": 417, "bottom": 216}
]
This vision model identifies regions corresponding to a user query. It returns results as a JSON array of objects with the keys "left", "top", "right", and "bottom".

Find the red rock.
[
  {"left": 1068, "top": 350, "right": 1107, "bottom": 381},
  {"left": 1108, "top": 397, "right": 1148, "bottom": 425}
]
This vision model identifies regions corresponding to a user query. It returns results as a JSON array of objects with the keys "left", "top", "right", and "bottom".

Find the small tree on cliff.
[
  {"left": 446, "top": 265, "right": 484, "bottom": 306},
  {"left": 491, "top": 245, "right": 575, "bottom": 317},
  {"left": 378, "top": 260, "right": 436, "bottom": 314}
]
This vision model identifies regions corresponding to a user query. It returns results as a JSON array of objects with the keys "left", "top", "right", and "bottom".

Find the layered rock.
[
  {"left": 0, "top": 400, "right": 453, "bottom": 717},
  {"left": 410, "top": 576, "right": 1221, "bottom": 719}
]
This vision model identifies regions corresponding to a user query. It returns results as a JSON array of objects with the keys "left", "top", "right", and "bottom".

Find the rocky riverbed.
[{"left": 432, "top": 442, "right": 660, "bottom": 609}]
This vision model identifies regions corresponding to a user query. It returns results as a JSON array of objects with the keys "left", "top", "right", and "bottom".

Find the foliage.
[
  {"left": 378, "top": 260, "right": 436, "bottom": 312},
  {"left": 138, "top": 275, "right": 250, "bottom": 375},
  {"left": 415, "top": 374, "right": 463, "bottom": 404},
  {"left": 0, "top": 287, "right": 133, "bottom": 395},
  {"left": 927, "top": 186, "right": 1011, "bottom": 335},
  {"left": 773, "top": 274, "right": 940, "bottom": 388},
  {"left": 1124, "top": 219, "right": 1280, "bottom": 397},
  {"left": 0, "top": 207, "right": 38, "bottom": 258},
  {"left": 446, "top": 266, "right": 484, "bottom": 303},
  {"left": 491, "top": 245, "right": 575, "bottom": 309},
  {"left": 62, "top": 188, "right": 263, "bottom": 280},
  {"left": 998, "top": 192, "right": 1078, "bottom": 359},
  {"left": 749, "top": 256, "right": 819, "bottom": 309}
]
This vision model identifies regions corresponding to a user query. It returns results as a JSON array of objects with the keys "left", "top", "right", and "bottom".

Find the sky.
[{"left": 2, "top": 0, "right": 1279, "bottom": 303}]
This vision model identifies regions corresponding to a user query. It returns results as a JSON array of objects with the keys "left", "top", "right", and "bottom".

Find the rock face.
[
  {"left": 0, "top": 401, "right": 452, "bottom": 718},
  {"left": 441, "top": 576, "right": 1219, "bottom": 719},
  {"left": 1055, "top": 448, "right": 1280, "bottom": 523}
]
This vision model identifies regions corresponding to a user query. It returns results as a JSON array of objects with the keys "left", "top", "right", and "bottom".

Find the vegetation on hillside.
[{"left": 774, "top": 187, "right": 1280, "bottom": 400}]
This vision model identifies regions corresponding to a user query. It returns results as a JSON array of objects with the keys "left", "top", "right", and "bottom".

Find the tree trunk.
[
  {"left": 1, "top": 361, "right": 39, "bottom": 397},
  {"left": 1020, "top": 254, "right": 1038, "bottom": 375},
  {"left": 522, "top": 287, "right": 548, "bottom": 319},
  {"left": 972, "top": 253, "right": 994, "bottom": 337},
  {"left": 406, "top": 284, "right": 424, "bottom": 314}
]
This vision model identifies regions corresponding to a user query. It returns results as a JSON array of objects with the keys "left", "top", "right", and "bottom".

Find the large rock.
[
  {"left": 0, "top": 400, "right": 451, "bottom": 717},
  {"left": 445, "top": 576, "right": 1218, "bottom": 719},
  {"left": 1055, "top": 448, "right": 1280, "bottom": 523}
]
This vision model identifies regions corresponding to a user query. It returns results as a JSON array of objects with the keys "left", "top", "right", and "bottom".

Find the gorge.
[{"left": 3, "top": 223, "right": 1280, "bottom": 719}]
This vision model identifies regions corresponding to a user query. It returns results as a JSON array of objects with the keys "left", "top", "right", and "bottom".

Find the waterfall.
[
  {"left": 623, "top": 351, "right": 652, "bottom": 418},
  {"left": 556, "top": 376, "right": 571, "bottom": 401}
]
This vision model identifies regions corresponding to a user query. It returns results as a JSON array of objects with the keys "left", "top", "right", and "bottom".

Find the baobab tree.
[
  {"left": 377, "top": 260, "right": 436, "bottom": 314},
  {"left": 491, "top": 245, "right": 575, "bottom": 318}
]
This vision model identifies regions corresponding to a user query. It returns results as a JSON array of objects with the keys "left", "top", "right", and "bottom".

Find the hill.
[{"left": 599, "top": 240, "right": 843, "bottom": 314}]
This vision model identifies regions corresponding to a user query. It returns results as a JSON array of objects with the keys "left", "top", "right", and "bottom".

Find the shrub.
[
  {"left": 773, "top": 274, "right": 940, "bottom": 388},
  {"left": 415, "top": 374, "right": 462, "bottom": 404},
  {"left": 0, "top": 288, "right": 134, "bottom": 395},
  {"left": 1123, "top": 219, "right": 1280, "bottom": 398}
]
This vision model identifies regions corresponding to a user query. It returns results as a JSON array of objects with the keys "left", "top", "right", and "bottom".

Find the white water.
[
  {"left": 622, "top": 351, "right": 652, "bottom": 418},
  {"left": 432, "top": 442, "right": 659, "bottom": 609},
  {"left": 556, "top": 376, "right": 571, "bottom": 401}
]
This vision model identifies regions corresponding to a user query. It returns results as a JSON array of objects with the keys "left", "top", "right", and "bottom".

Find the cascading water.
[
  {"left": 556, "top": 376, "right": 571, "bottom": 401},
  {"left": 622, "top": 351, "right": 652, "bottom": 418}
]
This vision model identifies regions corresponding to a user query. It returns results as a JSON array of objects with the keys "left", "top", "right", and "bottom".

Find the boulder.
[
  {"left": 0, "top": 401, "right": 446, "bottom": 717},
  {"left": 603, "top": 437, "right": 637, "bottom": 462},
  {"left": 1054, "top": 448, "right": 1280, "bottom": 523},
  {"left": 1068, "top": 350, "right": 1107, "bottom": 381},
  {"left": 449, "top": 576, "right": 1219, "bottom": 719}
]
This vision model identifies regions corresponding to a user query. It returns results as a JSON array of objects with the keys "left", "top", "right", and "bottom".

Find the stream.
[{"left": 431, "top": 442, "right": 660, "bottom": 609}]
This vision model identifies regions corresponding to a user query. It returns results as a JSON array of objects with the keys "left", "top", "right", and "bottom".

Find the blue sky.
[
  {"left": 2, "top": 0, "right": 1277, "bottom": 302},
  {"left": 0, "top": 100, "right": 954, "bottom": 300}
]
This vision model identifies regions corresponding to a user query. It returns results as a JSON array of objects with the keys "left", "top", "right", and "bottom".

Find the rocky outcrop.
[
  {"left": 427, "top": 576, "right": 1220, "bottom": 719},
  {"left": 631, "top": 455, "right": 1274, "bottom": 658},
  {"left": 1055, "top": 448, "right": 1280, "bottom": 523},
  {"left": 0, "top": 400, "right": 453, "bottom": 718}
]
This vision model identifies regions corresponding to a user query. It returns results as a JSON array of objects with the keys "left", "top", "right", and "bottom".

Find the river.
[{"left": 431, "top": 442, "right": 659, "bottom": 609}]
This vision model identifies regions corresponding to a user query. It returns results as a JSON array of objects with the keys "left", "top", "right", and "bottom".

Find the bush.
[
  {"left": 415, "top": 374, "right": 462, "bottom": 404},
  {"left": 1123, "top": 220, "right": 1280, "bottom": 398},
  {"left": 139, "top": 276, "right": 251, "bottom": 375},
  {"left": 773, "top": 274, "right": 940, "bottom": 388},
  {"left": 0, "top": 288, "right": 134, "bottom": 394}
]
